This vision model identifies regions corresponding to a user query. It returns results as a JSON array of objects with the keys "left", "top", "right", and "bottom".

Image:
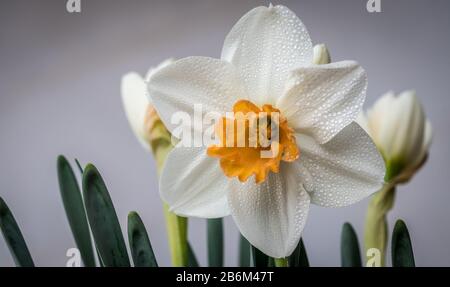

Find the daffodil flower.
[
  {"left": 121, "top": 59, "right": 174, "bottom": 150},
  {"left": 147, "top": 5, "right": 385, "bottom": 258}
]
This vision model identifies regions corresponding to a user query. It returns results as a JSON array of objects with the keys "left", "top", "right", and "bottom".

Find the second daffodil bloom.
[
  {"left": 357, "top": 90, "right": 432, "bottom": 183},
  {"left": 121, "top": 59, "right": 175, "bottom": 150},
  {"left": 147, "top": 5, "right": 385, "bottom": 258}
]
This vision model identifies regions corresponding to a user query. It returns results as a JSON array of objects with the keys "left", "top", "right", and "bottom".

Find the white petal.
[
  {"left": 297, "top": 122, "right": 385, "bottom": 207},
  {"left": 121, "top": 72, "right": 151, "bottom": 150},
  {"left": 228, "top": 163, "right": 310, "bottom": 258},
  {"left": 390, "top": 91, "right": 425, "bottom": 167},
  {"left": 277, "top": 61, "right": 367, "bottom": 144},
  {"left": 366, "top": 91, "right": 395, "bottom": 137},
  {"left": 147, "top": 56, "right": 247, "bottom": 134},
  {"left": 412, "top": 119, "right": 432, "bottom": 168},
  {"left": 160, "top": 146, "right": 230, "bottom": 218},
  {"left": 364, "top": 91, "right": 396, "bottom": 154},
  {"left": 422, "top": 120, "right": 433, "bottom": 154},
  {"left": 221, "top": 5, "right": 313, "bottom": 105},
  {"left": 355, "top": 111, "right": 369, "bottom": 134},
  {"left": 145, "top": 58, "right": 176, "bottom": 81}
]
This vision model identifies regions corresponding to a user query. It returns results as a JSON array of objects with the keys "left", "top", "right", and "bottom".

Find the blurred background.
[{"left": 0, "top": 0, "right": 449, "bottom": 266}]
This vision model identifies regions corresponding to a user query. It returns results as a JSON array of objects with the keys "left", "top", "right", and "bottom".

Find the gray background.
[{"left": 0, "top": 0, "right": 449, "bottom": 266}]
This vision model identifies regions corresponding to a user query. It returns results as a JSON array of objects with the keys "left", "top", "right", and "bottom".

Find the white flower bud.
[
  {"left": 313, "top": 43, "right": 331, "bottom": 65},
  {"left": 121, "top": 58, "right": 175, "bottom": 150},
  {"left": 357, "top": 91, "right": 432, "bottom": 182}
]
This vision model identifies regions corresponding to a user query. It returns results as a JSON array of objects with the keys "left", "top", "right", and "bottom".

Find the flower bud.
[
  {"left": 121, "top": 58, "right": 175, "bottom": 150},
  {"left": 313, "top": 43, "right": 331, "bottom": 65},
  {"left": 357, "top": 91, "right": 432, "bottom": 182}
]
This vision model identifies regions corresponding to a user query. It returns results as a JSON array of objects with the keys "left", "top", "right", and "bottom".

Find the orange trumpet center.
[{"left": 207, "top": 100, "right": 299, "bottom": 184}]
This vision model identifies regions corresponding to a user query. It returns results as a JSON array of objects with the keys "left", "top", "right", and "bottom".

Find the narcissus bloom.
[
  {"left": 357, "top": 91, "right": 432, "bottom": 183},
  {"left": 147, "top": 5, "right": 385, "bottom": 258},
  {"left": 121, "top": 59, "right": 174, "bottom": 150}
]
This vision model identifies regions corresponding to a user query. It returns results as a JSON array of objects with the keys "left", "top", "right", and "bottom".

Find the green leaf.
[
  {"left": 392, "top": 219, "right": 415, "bottom": 267},
  {"left": 127, "top": 211, "right": 157, "bottom": 267},
  {"left": 75, "top": 158, "right": 84, "bottom": 174},
  {"left": 82, "top": 164, "right": 130, "bottom": 267},
  {"left": 239, "top": 234, "right": 251, "bottom": 267},
  {"left": 207, "top": 218, "right": 223, "bottom": 267},
  {"left": 289, "top": 238, "right": 309, "bottom": 267},
  {"left": 0, "top": 197, "right": 34, "bottom": 267},
  {"left": 251, "top": 245, "right": 269, "bottom": 267},
  {"left": 188, "top": 242, "right": 199, "bottom": 267},
  {"left": 57, "top": 155, "right": 96, "bottom": 267},
  {"left": 341, "top": 222, "right": 362, "bottom": 267},
  {"left": 71, "top": 159, "right": 104, "bottom": 267}
]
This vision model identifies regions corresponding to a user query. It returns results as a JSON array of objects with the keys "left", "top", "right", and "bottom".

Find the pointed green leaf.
[
  {"left": 188, "top": 242, "right": 199, "bottom": 267},
  {"left": 239, "top": 234, "right": 251, "bottom": 267},
  {"left": 207, "top": 218, "right": 223, "bottom": 267},
  {"left": 127, "top": 211, "right": 157, "bottom": 267},
  {"left": 341, "top": 222, "right": 362, "bottom": 267},
  {"left": 95, "top": 246, "right": 104, "bottom": 267},
  {"left": 72, "top": 159, "right": 103, "bottom": 267},
  {"left": 251, "top": 245, "right": 269, "bottom": 267},
  {"left": 57, "top": 155, "right": 96, "bottom": 267},
  {"left": 289, "top": 238, "right": 309, "bottom": 267},
  {"left": 82, "top": 164, "right": 130, "bottom": 267},
  {"left": 0, "top": 197, "right": 34, "bottom": 267},
  {"left": 75, "top": 158, "right": 84, "bottom": 174},
  {"left": 392, "top": 219, "right": 415, "bottom": 267}
]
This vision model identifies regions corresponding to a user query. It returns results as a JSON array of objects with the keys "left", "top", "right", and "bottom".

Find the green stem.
[
  {"left": 147, "top": 106, "right": 189, "bottom": 267},
  {"left": 364, "top": 184, "right": 396, "bottom": 267},
  {"left": 274, "top": 258, "right": 289, "bottom": 267},
  {"left": 163, "top": 204, "right": 188, "bottom": 266}
]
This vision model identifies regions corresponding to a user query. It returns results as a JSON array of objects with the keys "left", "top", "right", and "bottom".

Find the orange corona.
[{"left": 207, "top": 100, "right": 299, "bottom": 184}]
